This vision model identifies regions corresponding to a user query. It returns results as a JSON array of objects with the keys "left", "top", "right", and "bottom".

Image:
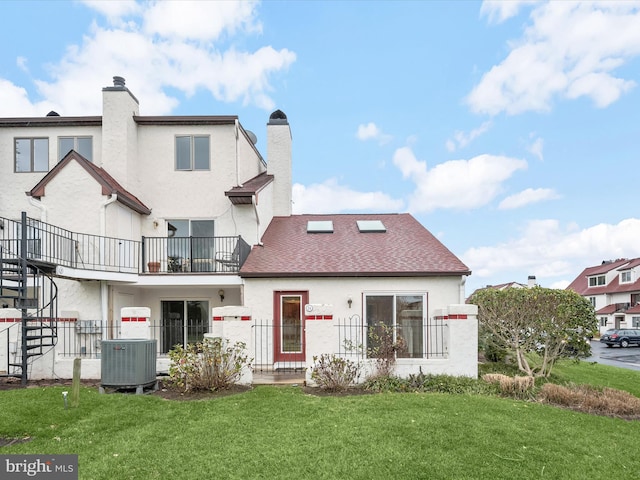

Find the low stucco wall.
[{"left": 305, "top": 303, "right": 479, "bottom": 385}]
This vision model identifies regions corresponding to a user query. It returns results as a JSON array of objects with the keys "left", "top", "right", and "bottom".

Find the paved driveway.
[{"left": 584, "top": 339, "right": 640, "bottom": 371}]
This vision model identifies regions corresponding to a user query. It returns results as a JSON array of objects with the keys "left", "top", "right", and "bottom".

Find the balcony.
[
  {"left": 142, "top": 236, "right": 251, "bottom": 274},
  {"left": 1, "top": 215, "right": 250, "bottom": 275}
]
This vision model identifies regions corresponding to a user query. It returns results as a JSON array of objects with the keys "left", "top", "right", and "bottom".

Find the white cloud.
[
  {"left": 480, "top": 0, "right": 539, "bottom": 24},
  {"left": 356, "top": 122, "right": 392, "bottom": 144},
  {"left": 469, "top": 2, "right": 640, "bottom": 115},
  {"left": 446, "top": 121, "right": 492, "bottom": 152},
  {"left": 0, "top": 1, "right": 295, "bottom": 116},
  {"left": 463, "top": 217, "right": 640, "bottom": 283},
  {"left": 498, "top": 187, "right": 560, "bottom": 210},
  {"left": 0, "top": 79, "right": 53, "bottom": 117},
  {"left": 143, "top": 0, "right": 261, "bottom": 40},
  {"left": 527, "top": 135, "right": 544, "bottom": 161},
  {"left": 82, "top": 0, "right": 141, "bottom": 19},
  {"left": 393, "top": 147, "right": 527, "bottom": 213},
  {"left": 356, "top": 122, "right": 381, "bottom": 140},
  {"left": 292, "top": 179, "right": 403, "bottom": 214}
]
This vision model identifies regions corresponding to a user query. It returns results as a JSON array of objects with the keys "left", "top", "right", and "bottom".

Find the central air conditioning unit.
[{"left": 100, "top": 339, "right": 157, "bottom": 394}]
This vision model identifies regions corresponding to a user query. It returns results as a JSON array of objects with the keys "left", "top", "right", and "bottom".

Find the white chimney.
[
  {"left": 101, "top": 76, "right": 139, "bottom": 189},
  {"left": 528, "top": 275, "right": 537, "bottom": 288},
  {"left": 266, "top": 110, "right": 292, "bottom": 217}
]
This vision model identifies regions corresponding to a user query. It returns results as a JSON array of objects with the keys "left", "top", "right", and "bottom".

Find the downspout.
[
  {"left": 100, "top": 193, "right": 118, "bottom": 237},
  {"left": 28, "top": 196, "right": 47, "bottom": 223},
  {"left": 100, "top": 194, "right": 118, "bottom": 340},
  {"left": 252, "top": 196, "right": 262, "bottom": 246},
  {"left": 459, "top": 275, "right": 467, "bottom": 304},
  {"left": 235, "top": 119, "right": 240, "bottom": 187}
]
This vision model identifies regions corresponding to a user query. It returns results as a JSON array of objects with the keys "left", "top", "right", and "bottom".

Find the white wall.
[{"left": 243, "top": 276, "right": 465, "bottom": 321}]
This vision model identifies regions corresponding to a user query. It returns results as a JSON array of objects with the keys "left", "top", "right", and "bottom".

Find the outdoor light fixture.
[
  {"left": 347, "top": 296, "right": 353, "bottom": 308},
  {"left": 218, "top": 289, "right": 225, "bottom": 302}
]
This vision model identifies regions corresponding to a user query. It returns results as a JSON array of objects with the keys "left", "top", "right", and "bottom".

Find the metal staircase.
[{"left": 0, "top": 212, "right": 58, "bottom": 385}]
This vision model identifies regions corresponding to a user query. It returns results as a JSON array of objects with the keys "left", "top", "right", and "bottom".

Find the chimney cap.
[
  {"left": 268, "top": 109, "right": 288, "bottom": 125},
  {"left": 113, "top": 76, "right": 126, "bottom": 87}
]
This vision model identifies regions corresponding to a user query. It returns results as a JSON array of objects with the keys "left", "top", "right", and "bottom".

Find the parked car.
[{"left": 599, "top": 329, "right": 640, "bottom": 348}]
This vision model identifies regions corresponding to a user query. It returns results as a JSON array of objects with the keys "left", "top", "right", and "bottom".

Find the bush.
[
  {"left": 168, "top": 337, "right": 252, "bottom": 392},
  {"left": 367, "top": 322, "right": 406, "bottom": 378},
  {"left": 479, "top": 360, "right": 525, "bottom": 377},
  {"left": 482, "top": 373, "right": 535, "bottom": 399},
  {"left": 362, "top": 375, "right": 407, "bottom": 392},
  {"left": 310, "top": 354, "right": 360, "bottom": 391},
  {"left": 362, "top": 371, "right": 496, "bottom": 395},
  {"left": 408, "top": 370, "right": 497, "bottom": 395},
  {"left": 538, "top": 383, "right": 640, "bottom": 417}
]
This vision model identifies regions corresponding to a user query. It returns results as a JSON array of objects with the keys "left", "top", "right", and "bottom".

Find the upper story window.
[
  {"left": 59, "top": 136, "right": 93, "bottom": 161},
  {"left": 176, "top": 135, "right": 210, "bottom": 171},
  {"left": 588, "top": 275, "right": 606, "bottom": 287},
  {"left": 620, "top": 271, "right": 632, "bottom": 283},
  {"left": 589, "top": 297, "right": 596, "bottom": 307},
  {"left": 15, "top": 138, "right": 49, "bottom": 172}
]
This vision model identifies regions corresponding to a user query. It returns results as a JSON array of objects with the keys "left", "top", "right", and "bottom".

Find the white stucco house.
[
  {"left": 0, "top": 76, "right": 477, "bottom": 384},
  {"left": 567, "top": 258, "right": 640, "bottom": 334}
]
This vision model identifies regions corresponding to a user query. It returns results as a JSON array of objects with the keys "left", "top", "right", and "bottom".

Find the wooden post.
[{"left": 71, "top": 358, "right": 81, "bottom": 408}]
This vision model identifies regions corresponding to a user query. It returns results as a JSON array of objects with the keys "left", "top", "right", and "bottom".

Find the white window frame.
[
  {"left": 588, "top": 275, "right": 606, "bottom": 287},
  {"left": 620, "top": 271, "right": 632, "bottom": 284},
  {"left": 175, "top": 135, "right": 210, "bottom": 171}
]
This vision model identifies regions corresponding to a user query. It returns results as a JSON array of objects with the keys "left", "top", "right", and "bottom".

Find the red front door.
[{"left": 274, "top": 291, "right": 308, "bottom": 363}]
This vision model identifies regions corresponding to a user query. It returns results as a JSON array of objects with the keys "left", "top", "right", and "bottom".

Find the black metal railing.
[
  {"left": 253, "top": 318, "right": 306, "bottom": 373},
  {"left": 0, "top": 323, "right": 20, "bottom": 375},
  {"left": 142, "top": 236, "right": 251, "bottom": 273},
  {"left": 1, "top": 215, "right": 251, "bottom": 275},
  {"left": 148, "top": 320, "right": 210, "bottom": 355},
  {"left": 0, "top": 215, "right": 140, "bottom": 273},
  {"left": 56, "top": 320, "right": 102, "bottom": 358},
  {"left": 336, "top": 317, "right": 448, "bottom": 360}
]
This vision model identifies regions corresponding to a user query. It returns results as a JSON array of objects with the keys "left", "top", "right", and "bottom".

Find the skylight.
[
  {"left": 357, "top": 220, "right": 386, "bottom": 233},
  {"left": 307, "top": 220, "right": 334, "bottom": 233}
]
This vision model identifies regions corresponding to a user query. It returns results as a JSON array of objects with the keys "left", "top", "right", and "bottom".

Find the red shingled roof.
[
  {"left": 28, "top": 150, "right": 151, "bottom": 215},
  {"left": 225, "top": 172, "right": 274, "bottom": 205},
  {"left": 240, "top": 213, "right": 471, "bottom": 278},
  {"left": 596, "top": 304, "right": 619, "bottom": 315},
  {"left": 566, "top": 258, "right": 633, "bottom": 296}
]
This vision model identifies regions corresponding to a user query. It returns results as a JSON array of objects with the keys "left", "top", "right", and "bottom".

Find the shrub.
[
  {"left": 538, "top": 383, "right": 640, "bottom": 417},
  {"left": 478, "top": 361, "right": 521, "bottom": 377},
  {"left": 363, "top": 371, "right": 496, "bottom": 395},
  {"left": 367, "top": 322, "right": 406, "bottom": 378},
  {"left": 409, "top": 371, "right": 497, "bottom": 395},
  {"left": 362, "top": 375, "right": 406, "bottom": 393},
  {"left": 168, "top": 337, "right": 252, "bottom": 392},
  {"left": 310, "top": 354, "right": 361, "bottom": 391},
  {"left": 482, "top": 373, "right": 535, "bottom": 399}
]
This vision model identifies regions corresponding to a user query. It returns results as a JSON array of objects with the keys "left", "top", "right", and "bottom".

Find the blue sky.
[{"left": 1, "top": 1, "right": 640, "bottom": 295}]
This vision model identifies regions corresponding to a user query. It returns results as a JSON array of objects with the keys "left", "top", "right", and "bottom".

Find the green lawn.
[{"left": 2, "top": 361, "right": 640, "bottom": 480}]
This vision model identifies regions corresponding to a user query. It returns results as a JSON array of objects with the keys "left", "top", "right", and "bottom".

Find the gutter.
[{"left": 99, "top": 194, "right": 119, "bottom": 340}]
